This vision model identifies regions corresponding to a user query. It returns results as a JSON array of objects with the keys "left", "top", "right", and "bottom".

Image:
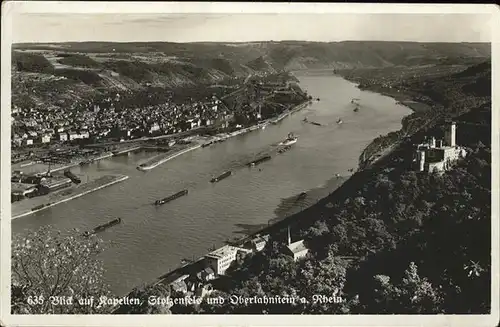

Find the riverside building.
[{"left": 204, "top": 245, "right": 245, "bottom": 276}]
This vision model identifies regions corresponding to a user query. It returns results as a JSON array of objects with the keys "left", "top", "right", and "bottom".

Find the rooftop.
[
  {"left": 205, "top": 245, "right": 239, "bottom": 259},
  {"left": 287, "top": 240, "right": 308, "bottom": 254}
]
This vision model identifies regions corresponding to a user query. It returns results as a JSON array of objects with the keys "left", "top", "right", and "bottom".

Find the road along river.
[{"left": 12, "top": 72, "right": 412, "bottom": 296}]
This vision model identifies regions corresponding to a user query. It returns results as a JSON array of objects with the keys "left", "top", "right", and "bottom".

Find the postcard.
[{"left": 1, "top": 2, "right": 498, "bottom": 327}]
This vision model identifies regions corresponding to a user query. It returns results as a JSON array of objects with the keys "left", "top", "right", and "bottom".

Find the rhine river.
[{"left": 12, "top": 72, "right": 412, "bottom": 296}]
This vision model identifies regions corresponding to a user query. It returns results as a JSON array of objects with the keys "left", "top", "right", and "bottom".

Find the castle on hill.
[{"left": 414, "top": 121, "right": 467, "bottom": 173}]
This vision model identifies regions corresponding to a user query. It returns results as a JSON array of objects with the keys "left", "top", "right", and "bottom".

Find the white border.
[{"left": 1, "top": 2, "right": 499, "bottom": 327}]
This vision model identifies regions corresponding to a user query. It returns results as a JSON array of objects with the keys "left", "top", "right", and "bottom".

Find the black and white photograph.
[{"left": 1, "top": 2, "right": 498, "bottom": 326}]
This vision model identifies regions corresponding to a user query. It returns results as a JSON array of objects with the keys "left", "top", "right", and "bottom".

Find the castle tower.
[
  {"left": 418, "top": 150, "right": 426, "bottom": 172},
  {"left": 444, "top": 121, "right": 456, "bottom": 147},
  {"left": 430, "top": 137, "right": 436, "bottom": 148}
]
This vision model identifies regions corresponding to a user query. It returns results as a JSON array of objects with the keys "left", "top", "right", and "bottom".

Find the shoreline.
[
  {"left": 137, "top": 144, "right": 202, "bottom": 171},
  {"left": 12, "top": 174, "right": 129, "bottom": 220},
  {"left": 13, "top": 152, "right": 115, "bottom": 175},
  {"left": 133, "top": 77, "right": 421, "bottom": 294},
  {"left": 334, "top": 75, "right": 419, "bottom": 169},
  {"left": 136, "top": 99, "right": 310, "bottom": 171}
]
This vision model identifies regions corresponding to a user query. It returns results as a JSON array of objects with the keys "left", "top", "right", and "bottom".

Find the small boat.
[
  {"left": 201, "top": 142, "right": 212, "bottom": 148},
  {"left": 303, "top": 117, "right": 321, "bottom": 126},
  {"left": 211, "top": 171, "right": 232, "bottom": 183},
  {"left": 336, "top": 118, "right": 343, "bottom": 125},
  {"left": 335, "top": 173, "right": 341, "bottom": 178},
  {"left": 84, "top": 218, "right": 122, "bottom": 236},
  {"left": 279, "top": 133, "right": 298, "bottom": 146},
  {"left": 297, "top": 192, "right": 307, "bottom": 200},
  {"left": 261, "top": 125, "right": 266, "bottom": 130},
  {"left": 155, "top": 189, "right": 189, "bottom": 206}
]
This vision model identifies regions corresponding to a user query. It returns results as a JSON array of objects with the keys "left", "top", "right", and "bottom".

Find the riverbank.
[
  {"left": 137, "top": 99, "right": 310, "bottom": 171},
  {"left": 12, "top": 174, "right": 129, "bottom": 219},
  {"left": 130, "top": 78, "right": 415, "bottom": 293},
  {"left": 12, "top": 151, "right": 115, "bottom": 175}
]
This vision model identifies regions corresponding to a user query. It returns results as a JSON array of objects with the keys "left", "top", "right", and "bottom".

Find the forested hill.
[
  {"left": 12, "top": 41, "right": 490, "bottom": 111},
  {"left": 166, "top": 57, "right": 492, "bottom": 315},
  {"left": 14, "top": 41, "right": 490, "bottom": 70}
]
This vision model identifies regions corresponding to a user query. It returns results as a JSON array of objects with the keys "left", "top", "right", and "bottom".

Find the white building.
[
  {"left": 67, "top": 131, "right": 80, "bottom": 141},
  {"left": 284, "top": 227, "right": 309, "bottom": 261},
  {"left": 41, "top": 134, "right": 51, "bottom": 143},
  {"left": 78, "top": 131, "right": 90, "bottom": 139},
  {"left": 149, "top": 123, "right": 160, "bottom": 134},
  {"left": 415, "top": 121, "right": 467, "bottom": 174},
  {"left": 204, "top": 245, "right": 240, "bottom": 276},
  {"left": 59, "top": 133, "right": 68, "bottom": 142}
]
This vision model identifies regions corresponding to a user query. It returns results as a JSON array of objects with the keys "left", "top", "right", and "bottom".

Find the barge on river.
[
  {"left": 247, "top": 155, "right": 272, "bottom": 167},
  {"left": 155, "top": 189, "right": 189, "bottom": 206},
  {"left": 84, "top": 218, "right": 122, "bottom": 236},
  {"left": 210, "top": 171, "right": 232, "bottom": 183}
]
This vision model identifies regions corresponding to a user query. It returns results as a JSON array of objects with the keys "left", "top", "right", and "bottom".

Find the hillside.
[
  {"left": 13, "top": 41, "right": 491, "bottom": 69},
  {"left": 161, "top": 55, "right": 492, "bottom": 315},
  {"left": 11, "top": 41, "right": 490, "bottom": 110}
]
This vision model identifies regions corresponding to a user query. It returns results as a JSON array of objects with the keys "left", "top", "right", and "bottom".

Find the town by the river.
[{"left": 12, "top": 72, "right": 412, "bottom": 296}]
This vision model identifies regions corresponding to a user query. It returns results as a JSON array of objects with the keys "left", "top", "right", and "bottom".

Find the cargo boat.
[
  {"left": 211, "top": 171, "right": 232, "bottom": 183},
  {"left": 247, "top": 155, "right": 272, "bottom": 167},
  {"left": 279, "top": 133, "right": 298, "bottom": 146},
  {"left": 64, "top": 169, "right": 81, "bottom": 184},
  {"left": 84, "top": 218, "right": 122, "bottom": 236},
  {"left": 155, "top": 189, "right": 189, "bottom": 206}
]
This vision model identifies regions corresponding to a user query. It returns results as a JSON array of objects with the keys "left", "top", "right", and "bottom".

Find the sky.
[{"left": 9, "top": 11, "right": 493, "bottom": 44}]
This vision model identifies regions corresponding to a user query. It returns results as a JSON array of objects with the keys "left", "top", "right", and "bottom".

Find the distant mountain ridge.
[
  {"left": 11, "top": 41, "right": 491, "bottom": 109},
  {"left": 13, "top": 41, "right": 490, "bottom": 71}
]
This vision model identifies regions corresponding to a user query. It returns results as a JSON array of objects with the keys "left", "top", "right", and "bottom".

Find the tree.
[
  {"left": 367, "top": 262, "right": 444, "bottom": 314},
  {"left": 11, "top": 226, "right": 113, "bottom": 314}
]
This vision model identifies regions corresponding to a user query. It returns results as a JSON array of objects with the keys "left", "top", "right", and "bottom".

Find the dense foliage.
[
  {"left": 189, "top": 138, "right": 490, "bottom": 314},
  {"left": 177, "top": 62, "right": 492, "bottom": 314},
  {"left": 353, "top": 60, "right": 491, "bottom": 168},
  {"left": 11, "top": 227, "right": 114, "bottom": 314}
]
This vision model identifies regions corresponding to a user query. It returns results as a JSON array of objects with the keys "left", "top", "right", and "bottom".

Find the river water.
[{"left": 12, "top": 73, "right": 412, "bottom": 296}]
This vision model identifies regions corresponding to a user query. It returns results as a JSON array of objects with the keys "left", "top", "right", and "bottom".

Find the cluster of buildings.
[
  {"left": 166, "top": 227, "right": 309, "bottom": 300},
  {"left": 11, "top": 172, "right": 73, "bottom": 202},
  {"left": 11, "top": 72, "right": 305, "bottom": 150},
  {"left": 11, "top": 92, "right": 235, "bottom": 148},
  {"left": 414, "top": 121, "right": 467, "bottom": 173}
]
